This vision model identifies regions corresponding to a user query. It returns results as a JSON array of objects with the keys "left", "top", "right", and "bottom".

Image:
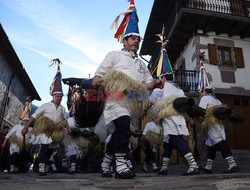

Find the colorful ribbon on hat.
[
  {"left": 151, "top": 26, "right": 173, "bottom": 77},
  {"left": 20, "top": 97, "right": 31, "bottom": 120},
  {"left": 49, "top": 59, "right": 63, "bottom": 95},
  {"left": 111, "top": 0, "right": 137, "bottom": 42},
  {"left": 156, "top": 42, "right": 173, "bottom": 77}
]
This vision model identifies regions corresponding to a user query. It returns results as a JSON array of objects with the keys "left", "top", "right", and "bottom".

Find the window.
[
  {"left": 208, "top": 44, "right": 245, "bottom": 68},
  {"left": 217, "top": 46, "right": 233, "bottom": 66}
]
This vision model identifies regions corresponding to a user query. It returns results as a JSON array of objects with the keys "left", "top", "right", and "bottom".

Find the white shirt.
[
  {"left": 150, "top": 88, "right": 163, "bottom": 104},
  {"left": 199, "top": 93, "right": 222, "bottom": 109},
  {"left": 67, "top": 117, "right": 75, "bottom": 128},
  {"left": 162, "top": 81, "right": 185, "bottom": 98},
  {"left": 199, "top": 93, "right": 225, "bottom": 146},
  {"left": 161, "top": 81, "right": 189, "bottom": 136},
  {"left": 32, "top": 102, "right": 67, "bottom": 123},
  {"left": 5, "top": 123, "right": 32, "bottom": 154},
  {"left": 6, "top": 123, "right": 31, "bottom": 140},
  {"left": 206, "top": 125, "right": 226, "bottom": 146},
  {"left": 105, "top": 134, "right": 112, "bottom": 143},
  {"left": 143, "top": 121, "right": 161, "bottom": 135},
  {"left": 95, "top": 50, "right": 154, "bottom": 125},
  {"left": 162, "top": 116, "right": 189, "bottom": 136},
  {"left": 30, "top": 101, "right": 67, "bottom": 145}
]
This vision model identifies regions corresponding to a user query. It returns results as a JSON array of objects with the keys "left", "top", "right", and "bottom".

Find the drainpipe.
[{"left": 0, "top": 73, "right": 14, "bottom": 129}]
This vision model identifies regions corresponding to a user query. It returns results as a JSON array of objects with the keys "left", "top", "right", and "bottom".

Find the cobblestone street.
[{"left": 1, "top": 150, "right": 250, "bottom": 190}]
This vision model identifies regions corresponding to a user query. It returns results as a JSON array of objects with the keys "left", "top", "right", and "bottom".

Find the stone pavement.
[{"left": 1, "top": 149, "right": 250, "bottom": 190}]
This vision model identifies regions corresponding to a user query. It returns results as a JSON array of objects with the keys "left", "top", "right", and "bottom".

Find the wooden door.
[{"left": 217, "top": 95, "right": 250, "bottom": 149}]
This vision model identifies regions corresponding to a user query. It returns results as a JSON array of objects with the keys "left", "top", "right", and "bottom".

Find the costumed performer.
[
  {"left": 2, "top": 115, "right": 32, "bottom": 173},
  {"left": 199, "top": 84, "right": 239, "bottom": 174},
  {"left": 154, "top": 73, "right": 199, "bottom": 176},
  {"left": 22, "top": 60, "right": 71, "bottom": 176},
  {"left": 92, "top": 0, "right": 163, "bottom": 179}
]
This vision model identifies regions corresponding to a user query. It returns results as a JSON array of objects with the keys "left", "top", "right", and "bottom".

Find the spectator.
[{"left": 0, "top": 126, "right": 10, "bottom": 171}]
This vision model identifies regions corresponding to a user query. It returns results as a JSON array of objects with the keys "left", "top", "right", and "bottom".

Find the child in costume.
[
  {"left": 141, "top": 118, "right": 162, "bottom": 173},
  {"left": 2, "top": 116, "right": 32, "bottom": 173},
  {"left": 199, "top": 84, "right": 239, "bottom": 174}
]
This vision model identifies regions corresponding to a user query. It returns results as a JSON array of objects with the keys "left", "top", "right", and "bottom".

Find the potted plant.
[{"left": 222, "top": 59, "right": 233, "bottom": 66}]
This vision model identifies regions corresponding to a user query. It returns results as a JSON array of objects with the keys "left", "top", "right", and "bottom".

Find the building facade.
[
  {"left": 140, "top": 0, "right": 250, "bottom": 150},
  {"left": 0, "top": 24, "right": 41, "bottom": 129}
]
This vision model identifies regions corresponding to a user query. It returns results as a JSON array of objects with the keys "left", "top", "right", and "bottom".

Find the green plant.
[{"left": 222, "top": 59, "right": 233, "bottom": 66}]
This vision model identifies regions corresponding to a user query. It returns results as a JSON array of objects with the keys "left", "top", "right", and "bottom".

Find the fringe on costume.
[
  {"left": 186, "top": 122, "right": 195, "bottom": 154},
  {"left": 8, "top": 134, "right": 30, "bottom": 149},
  {"left": 101, "top": 69, "right": 148, "bottom": 117},
  {"left": 153, "top": 95, "right": 195, "bottom": 153},
  {"left": 154, "top": 95, "right": 189, "bottom": 125},
  {"left": 201, "top": 105, "right": 231, "bottom": 135},
  {"left": 31, "top": 115, "right": 66, "bottom": 143},
  {"left": 145, "top": 131, "right": 163, "bottom": 149},
  {"left": 129, "top": 136, "right": 138, "bottom": 151}
]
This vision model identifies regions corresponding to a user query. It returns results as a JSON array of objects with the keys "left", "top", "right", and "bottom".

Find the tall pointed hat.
[
  {"left": 50, "top": 58, "right": 63, "bottom": 95},
  {"left": 153, "top": 26, "right": 173, "bottom": 78},
  {"left": 111, "top": 0, "right": 140, "bottom": 42},
  {"left": 20, "top": 96, "right": 31, "bottom": 120},
  {"left": 197, "top": 52, "right": 210, "bottom": 92}
]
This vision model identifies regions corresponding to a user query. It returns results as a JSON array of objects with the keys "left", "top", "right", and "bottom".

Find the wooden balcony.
[
  {"left": 183, "top": 0, "right": 250, "bottom": 17},
  {"left": 174, "top": 69, "right": 199, "bottom": 92},
  {"left": 140, "top": 0, "right": 250, "bottom": 66}
]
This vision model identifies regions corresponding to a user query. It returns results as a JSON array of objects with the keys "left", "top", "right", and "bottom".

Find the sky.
[{"left": 0, "top": 0, "right": 154, "bottom": 109}]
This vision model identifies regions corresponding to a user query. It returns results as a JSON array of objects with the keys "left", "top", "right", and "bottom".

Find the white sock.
[
  {"left": 161, "top": 157, "right": 170, "bottom": 171},
  {"left": 204, "top": 159, "right": 213, "bottom": 170},
  {"left": 225, "top": 156, "right": 237, "bottom": 169},
  {"left": 184, "top": 152, "right": 198, "bottom": 171},
  {"left": 115, "top": 153, "right": 130, "bottom": 174},
  {"left": 101, "top": 154, "right": 114, "bottom": 172}
]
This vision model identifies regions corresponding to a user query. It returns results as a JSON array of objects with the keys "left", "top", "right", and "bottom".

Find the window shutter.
[
  {"left": 208, "top": 44, "right": 218, "bottom": 65},
  {"left": 235, "top": 47, "right": 245, "bottom": 68}
]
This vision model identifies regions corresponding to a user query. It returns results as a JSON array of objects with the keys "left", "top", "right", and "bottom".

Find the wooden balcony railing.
[
  {"left": 164, "top": 0, "right": 250, "bottom": 46},
  {"left": 173, "top": 69, "right": 199, "bottom": 92},
  {"left": 183, "top": 0, "right": 250, "bottom": 17}
]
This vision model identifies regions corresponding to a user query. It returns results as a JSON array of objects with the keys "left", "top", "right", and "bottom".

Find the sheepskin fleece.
[
  {"left": 9, "top": 134, "right": 30, "bottom": 149},
  {"left": 201, "top": 105, "right": 230, "bottom": 135},
  {"left": 31, "top": 115, "right": 66, "bottom": 143},
  {"left": 129, "top": 136, "right": 138, "bottom": 151},
  {"left": 154, "top": 95, "right": 188, "bottom": 125},
  {"left": 101, "top": 69, "right": 148, "bottom": 117},
  {"left": 145, "top": 131, "right": 163, "bottom": 149}
]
